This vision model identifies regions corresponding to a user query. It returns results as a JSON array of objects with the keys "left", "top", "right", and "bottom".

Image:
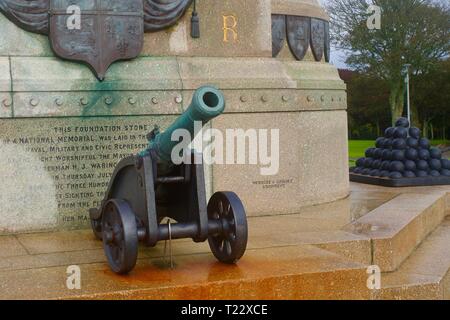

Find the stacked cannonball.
[{"left": 353, "top": 118, "right": 450, "bottom": 179}]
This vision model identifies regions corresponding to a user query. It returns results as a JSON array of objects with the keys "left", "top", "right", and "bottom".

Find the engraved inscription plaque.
[{"left": 0, "top": 116, "right": 176, "bottom": 232}]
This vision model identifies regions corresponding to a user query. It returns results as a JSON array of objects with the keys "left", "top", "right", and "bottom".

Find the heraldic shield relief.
[
  {"left": 50, "top": 0, "right": 144, "bottom": 81},
  {"left": 271, "top": 14, "right": 286, "bottom": 58},
  {"left": 286, "top": 16, "right": 310, "bottom": 61},
  {"left": 0, "top": 0, "right": 192, "bottom": 80},
  {"left": 271, "top": 13, "right": 330, "bottom": 63}
]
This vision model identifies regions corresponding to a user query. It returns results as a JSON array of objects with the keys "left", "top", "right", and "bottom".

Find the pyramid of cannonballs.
[{"left": 352, "top": 117, "right": 450, "bottom": 181}]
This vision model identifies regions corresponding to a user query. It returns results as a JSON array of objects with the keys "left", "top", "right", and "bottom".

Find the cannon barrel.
[{"left": 145, "top": 86, "right": 225, "bottom": 163}]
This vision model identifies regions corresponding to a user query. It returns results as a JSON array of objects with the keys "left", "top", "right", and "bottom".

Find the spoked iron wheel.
[
  {"left": 207, "top": 192, "right": 248, "bottom": 264},
  {"left": 101, "top": 199, "right": 138, "bottom": 274}
]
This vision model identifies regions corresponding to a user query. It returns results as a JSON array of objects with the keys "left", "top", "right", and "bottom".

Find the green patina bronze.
[{"left": 141, "top": 86, "right": 225, "bottom": 162}]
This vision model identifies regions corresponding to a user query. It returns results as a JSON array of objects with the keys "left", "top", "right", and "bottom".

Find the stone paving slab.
[
  {"left": 0, "top": 236, "right": 28, "bottom": 258},
  {"left": 1, "top": 182, "right": 449, "bottom": 299},
  {"left": 0, "top": 245, "right": 369, "bottom": 300}
]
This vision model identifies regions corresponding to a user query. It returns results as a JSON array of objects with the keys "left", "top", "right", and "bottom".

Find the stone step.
[
  {"left": 0, "top": 244, "right": 370, "bottom": 300},
  {"left": 372, "top": 216, "right": 450, "bottom": 300},
  {"left": 0, "top": 183, "right": 448, "bottom": 300},
  {"left": 344, "top": 191, "right": 448, "bottom": 272}
]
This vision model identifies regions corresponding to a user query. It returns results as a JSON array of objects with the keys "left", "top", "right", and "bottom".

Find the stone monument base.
[{"left": 0, "top": 55, "right": 348, "bottom": 233}]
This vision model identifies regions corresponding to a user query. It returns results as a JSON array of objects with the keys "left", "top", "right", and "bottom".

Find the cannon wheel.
[
  {"left": 207, "top": 192, "right": 248, "bottom": 264},
  {"left": 101, "top": 199, "right": 138, "bottom": 274}
]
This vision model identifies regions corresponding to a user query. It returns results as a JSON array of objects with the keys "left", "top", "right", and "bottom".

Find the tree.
[
  {"left": 326, "top": 0, "right": 450, "bottom": 125},
  {"left": 411, "top": 59, "right": 450, "bottom": 139},
  {"left": 346, "top": 72, "right": 391, "bottom": 139}
]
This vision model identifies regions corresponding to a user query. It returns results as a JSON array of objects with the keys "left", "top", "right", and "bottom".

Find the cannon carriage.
[{"left": 89, "top": 86, "right": 248, "bottom": 274}]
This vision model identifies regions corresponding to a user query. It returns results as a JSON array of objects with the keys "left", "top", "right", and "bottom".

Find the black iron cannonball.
[
  {"left": 392, "top": 138, "right": 407, "bottom": 150},
  {"left": 380, "top": 170, "right": 390, "bottom": 178},
  {"left": 393, "top": 127, "right": 408, "bottom": 139},
  {"left": 416, "top": 170, "right": 428, "bottom": 178},
  {"left": 364, "top": 158, "right": 374, "bottom": 168},
  {"left": 362, "top": 168, "right": 371, "bottom": 175},
  {"left": 429, "top": 147, "right": 442, "bottom": 159},
  {"left": 409, "top": 127, "right": 421, "bottom": 139},
  {"left": 403, "top": 171, "right": 416, "bottom": 178},
  {"left": 389, "top": 171, "right": 403, "bottom": 179},
  {"left": 429, "top": 159, "right": 442, "bottom": 171},
  {"left": 382, "top": 149, "right": 392, "bottom": 160},
  {"left": 353, "top": 167, "right": 363, "bottom": 174},
  {"left": 419, "top": 138, "right": 430, "bottom": 149},
  {"left": 383, "top": 138, "right": 393, "bottom": 148},
  {"left": 385, "top": 127, "right": 395, "bottom": 138},
  {"left": 381, "top": 160, "right": 391, "bottom": 170},
  {"left": 395, "top": 117, "right": 410, "bottom": 128},
  {"left": 372, "top": 159, "right": 382, "bottom": 169},
  {"left": 356, "top": 158, "right": 365, "bottom": 167},
  {"left": 442, "top": 159, "right": 450, "bottom": 170},
  {"left": 406, "top": 137, "right": 419, "bottom": 149},
  {"left": 391, "top": 149, "right": 405, "bottom": 161},
  {"left": 369, "top": 169, "right": 381, "bottom": 177},
  {"left": 405, "top": 148, "right": 419, "bottom": 161},
  {"left": 365, "top": 148, "right": 376, "bottom": 158},
  {"left": 416, "top": 160, "right": 429, "bottom": 171},
  {"left": 375, "top": 137, "right": 385, "bottom": 148},
  {"left": 418, "top": 149, "right": 430, "bottom": 161},
  {"left": 374, "top": 148, "right": 384, "bottom": 159},
  {"left": 441, "top": 169, "right": 450, "bottom": 177},
  {"left": 430, "top": 170, "right": 441, "bottom": 177},
  {"left": 389, "top": 161, "right": 405, "bottom": 172},
  {"left": 404, "top": 160, "right": 417, "bottom": 171}
]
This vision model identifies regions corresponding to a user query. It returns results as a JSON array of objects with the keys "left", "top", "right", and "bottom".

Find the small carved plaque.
[
  {"left": 311, "top": 18, "right": 325, "bottom": 62},
  {"left": 286, "top": 16, "right": 310, "bottom": 61},
  {"left": 324, "top": 21, "right": 330, "bottom": 63},
  {"left": 271, "top": 14, "right": 286, "bottom": 58}
]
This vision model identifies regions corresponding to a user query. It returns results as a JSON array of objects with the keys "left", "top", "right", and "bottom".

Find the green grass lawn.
[{"left": 348, "top": 139, "right": 449, "bottom": 167}]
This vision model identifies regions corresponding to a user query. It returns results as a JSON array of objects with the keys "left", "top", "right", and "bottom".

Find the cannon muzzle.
[{"left": 143, "top": 86, "right": 225, "bottom": 162}]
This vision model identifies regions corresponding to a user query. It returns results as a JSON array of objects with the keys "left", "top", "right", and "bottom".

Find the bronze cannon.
[{"left": 89, "top": 86, "right": 248, "bottom": 274}]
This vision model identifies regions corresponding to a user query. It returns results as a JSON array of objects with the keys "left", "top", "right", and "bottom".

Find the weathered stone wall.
[{"left": 0, "top": 0, "right": 349, "bottom": 233}]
